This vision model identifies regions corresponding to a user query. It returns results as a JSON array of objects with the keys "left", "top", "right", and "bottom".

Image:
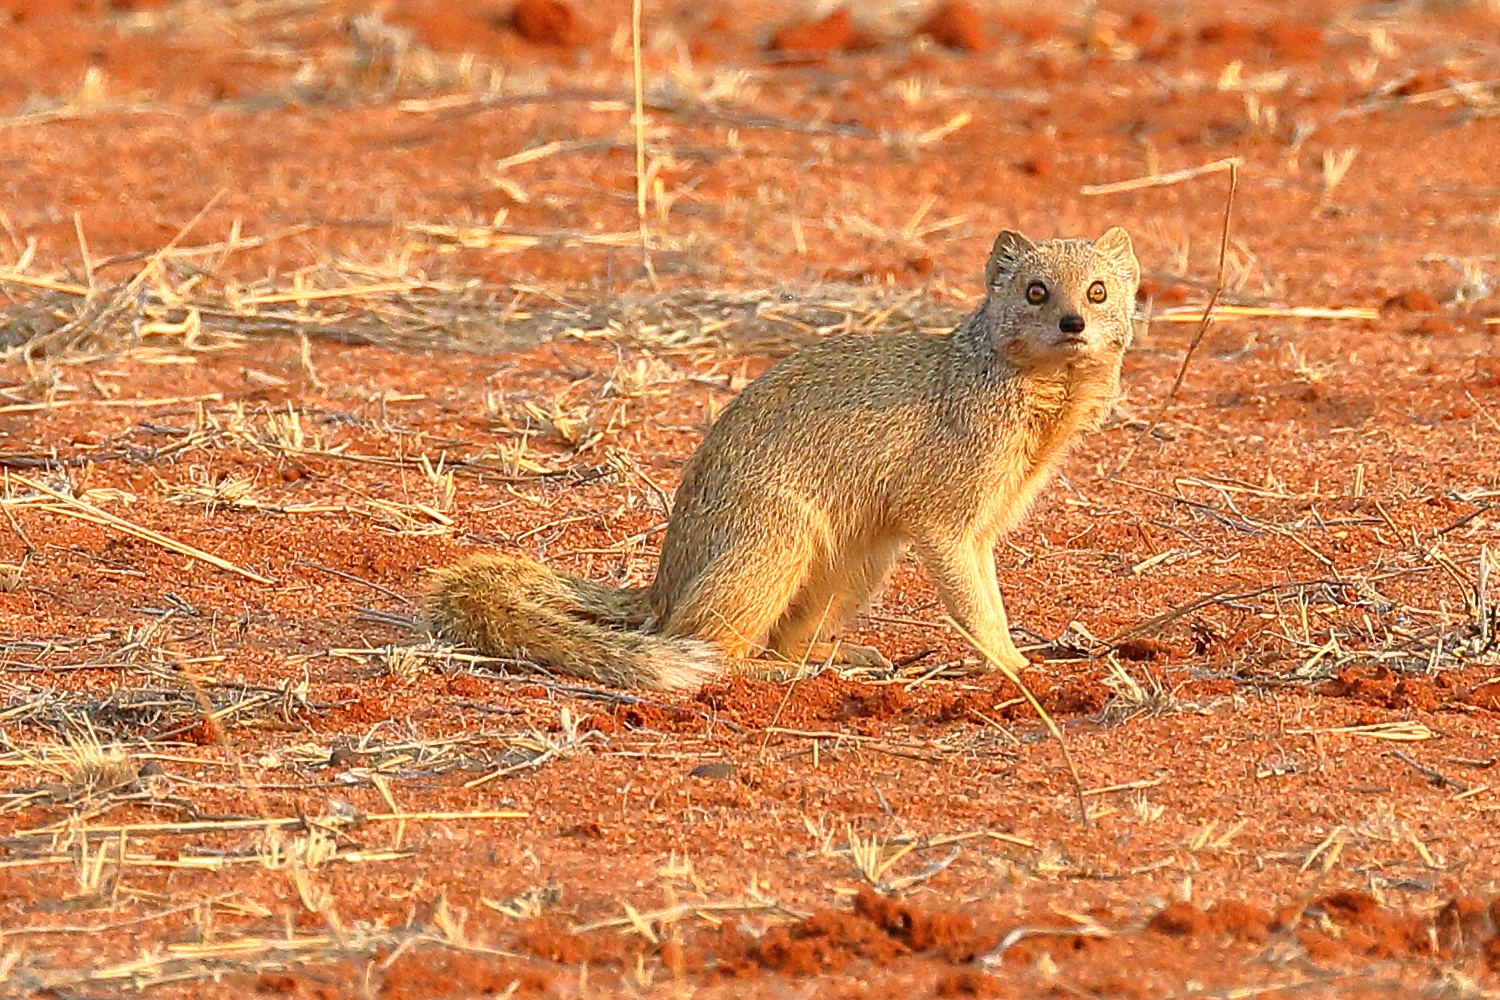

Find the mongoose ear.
[
  {"left": 984, "top": 230, "right": 1036, "bottom": 286},
  {"left": 1092, "top": 226, "right": 1134, "bottom": 263},
  {"left": 1094, "top": 227, "right": 1140, "bottom": 283},
  {"left": 1093, "top": 227, "right": 1134, "bottom": 260}
]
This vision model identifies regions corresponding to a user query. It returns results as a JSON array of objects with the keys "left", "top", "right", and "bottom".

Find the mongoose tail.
[{"left": 426, "top": 555, "right": 718, "bottom": 692}]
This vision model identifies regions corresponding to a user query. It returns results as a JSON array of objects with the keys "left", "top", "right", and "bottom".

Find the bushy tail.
[{"left": 425, "top": 554, "right": 719, "bottom": 691}]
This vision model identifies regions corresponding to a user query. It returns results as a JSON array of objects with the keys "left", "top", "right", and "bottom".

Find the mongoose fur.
[{"left": 427, "top": 227, "right": 1141, "bottom": 690}]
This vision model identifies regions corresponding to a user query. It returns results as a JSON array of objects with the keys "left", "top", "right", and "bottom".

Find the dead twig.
[
  {"left": 948, "top": 618, "right": 1089, "bottom": 827},
  {"left": 1111, "top": 159, "right": 1238, "bottom": 478},
  {"left": 1081, "top": 156, "right": 1240, "bottom": 196},
  {"left": 8, "top": 473, "right": 275, "bottom": 584},
  {"left": 1108, "top": 578, "right": 1344, "bottom": 646},
  {"left": 1390, "top": 750, "right": 1470, "bottom": 793}
]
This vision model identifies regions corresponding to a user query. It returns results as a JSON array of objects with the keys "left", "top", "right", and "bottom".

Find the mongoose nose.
[{"left": 1059, "top": 314, "right": 1086, "bottom": 335}]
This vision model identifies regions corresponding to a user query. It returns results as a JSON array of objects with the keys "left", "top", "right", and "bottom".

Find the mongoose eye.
[
  {"left": 1025, "top": 281, "right": 1049, "bottom": 306},
  {"left": 1087, "top": 281, "right": 1108, "bottom": 304}
]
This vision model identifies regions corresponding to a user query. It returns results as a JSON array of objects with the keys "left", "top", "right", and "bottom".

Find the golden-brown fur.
[{"left": 428, "top": 227, "right": 1141, "bottom": 689}]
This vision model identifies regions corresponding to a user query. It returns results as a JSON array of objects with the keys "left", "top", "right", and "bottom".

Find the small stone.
[
  {"left": 771, "top": 8, "right": 857, "bottom": 53},
  {"left": 1384, "top": 289, "right": 1440, "bottom": 312},
  {"left": 689, "top": 761, "right": 736, "bottom": 779},
  {"left": 510, "top": 0, "right": 585, "bottom": 47},
  {"left": 916, "top": 2, "right": 988, "bottom": 53},
  {"left": 327, "top": 747, "right": 357, "bottom": 768}
]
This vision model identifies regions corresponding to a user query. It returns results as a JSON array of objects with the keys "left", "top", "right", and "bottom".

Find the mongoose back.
[{"left": 428, "top": 227, "right": 1140, "bottom": 690}]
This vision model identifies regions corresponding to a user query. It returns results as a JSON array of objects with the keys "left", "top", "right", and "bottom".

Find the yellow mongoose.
[{"left": 428, "top": 227, "right": 1140, "bottom": 690}]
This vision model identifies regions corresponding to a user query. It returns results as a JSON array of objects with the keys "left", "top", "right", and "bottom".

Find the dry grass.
[
  {"left": 1097, "top": 657, "right": 1196, "bottom": 727},
  {"left": 3, "top": 4, "right": 1499, "bottom": 993},
  {"left": 0, "top": 626, "right": 547, "bottom": 991},
  {"left": 1, "top": 223, "right": 967, "bottom": 370},
  {"left": 1, "top": 726, "right": 138, "bottom": 808}
]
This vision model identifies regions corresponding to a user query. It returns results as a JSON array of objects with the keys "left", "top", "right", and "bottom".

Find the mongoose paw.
[
  {"left": 790, "top": 640, "right": 891, "bottom": 670},
  {"left": 725, "top": 658, "right": 807, "bottom": 684},
  {"left": 962, "top": 649, "right": 1031, "bottom": 676},
  {"left": 832, "top": 642, "right": 892, "bottom": 670}
]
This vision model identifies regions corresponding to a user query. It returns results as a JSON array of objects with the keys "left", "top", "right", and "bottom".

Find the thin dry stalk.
[
  {"left": 9, "top": 473, "right": 274, "bottom": 584},
  {"left": 12, "top": 726, "right": 137, "bottom": 805},
  {"left": 570, "top": 899, "right": 785, "bottom": 934},
  {"left": 1111, "top": 159, "right": 1239, "bottom": 478},
  {"left": 845, "top": 826, "right": 917, "bottom": 885},
  {"left": 464, "top": 708, "right": 602, "bottom": 788},
  {"left": 946, "top": 618, "right": 1088, "bottom": 826},
  {"left": 16, "top": 809, "right": 529, "bottom": 840},
  {"left": 1098, "top": 657, "right": 1190, "bottom": 726},
  {"left": 1151, "top": 305, "right": 1377, "bottom": 323},
  {"left": 0, "top": 393, "right": 222, "bottom": 415},
  {"left": 42, "top": 191, "right": 224, "bottom": 358},
  {"left": 631, "top": 0, "right": 655, "bottom": 285},
  {"left": 1080, "top": 156, "right": 1240, "bottom": 196},
  {"left": 0, "top": 272, "right": 89, "bottom": 295}
]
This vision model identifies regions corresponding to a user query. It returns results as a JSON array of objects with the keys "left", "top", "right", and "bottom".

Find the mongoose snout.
[{"left": 1058, "top": 313, "right": 1086, "bottom": 335}]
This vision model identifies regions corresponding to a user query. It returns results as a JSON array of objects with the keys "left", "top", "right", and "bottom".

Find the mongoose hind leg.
[
  {"left": 914, "top": 532, "right": 1030, "bottom": 674},
  {"left": 658, "top": 530, "right": 814, "bottom": 661},
  {"left": 721, "top": 657, "right": 807, "bottom": 683},
  {"left": 764, "top": 539, "right": 900, "bottom": 671},
  {"left": 797, "top": 640, "right": 890, "bottom": 669}
]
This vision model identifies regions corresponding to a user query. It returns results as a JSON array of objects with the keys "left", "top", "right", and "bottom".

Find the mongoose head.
[{"left": 979, "top": 227, "right": 1140, "bottom": 370}]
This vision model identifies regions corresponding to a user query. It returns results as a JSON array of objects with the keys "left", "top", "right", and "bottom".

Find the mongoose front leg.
[{"left": 915, "top": 534, "right": 1029, "bottom": 674}]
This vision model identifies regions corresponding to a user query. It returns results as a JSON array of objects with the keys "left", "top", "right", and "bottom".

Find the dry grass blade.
[
  {"left": 7, "top": 725, "right": 137, "bottom": 805},
  {"left": 1151, "top": 305, "right": 1378, "bottom": 323},
  {"left": 979, "top": 919, "right": 1112, "bottom": 968},
  {"left": 0, "top": 394, "right": 222, "bottom": 415},
  {"left": 9, "top": 473, "right": 275, "bottom": 584},
  {"left": 1098, "top": 658, "right": 1192, "bottom": 726},
  {"left": 0, "top": 271, "right": 90, "bottom": 295},
  {"left": 28, "top": 190, "right": 224, "bottom": 358},
  {"left": 631, "top": 0, "right": 654, "bottom": 285},
  {"left": 463, "top": 707, "right": 603, "bottom": 788},
  {"left": 845, "top": 826, "right": 919, "bottom": 885},
  {"left": 571, "top": 899, "right": 787, "bottom": 934},
  {"left": 1081, "top": 156, "right": 1241, "bottom": 196},
  {"left": 1081, "top": 777, "right": 1165, "bottom": 797},
  {"left": 236, "top": 281, "right": 428, "bottom": 305},
  {"left": 15, "top": 809, "right": 528, "bottom": 839},
  {"left": 403, "top": 223, "right": 647, "bottom": 253},
  {"left": 1111, "top": 158, "right": 1239, "bottom": 478},
  {"left": 1288, "top": 721, "right": 1435, "bottom": 741},
  {"left": 947, "top": 618, "right": 1088, "bottom": 826}
]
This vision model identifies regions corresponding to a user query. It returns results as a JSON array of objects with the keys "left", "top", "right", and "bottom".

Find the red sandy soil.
[{"left": 1, "top": 0, "right": 1499, "bottom": 997}]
